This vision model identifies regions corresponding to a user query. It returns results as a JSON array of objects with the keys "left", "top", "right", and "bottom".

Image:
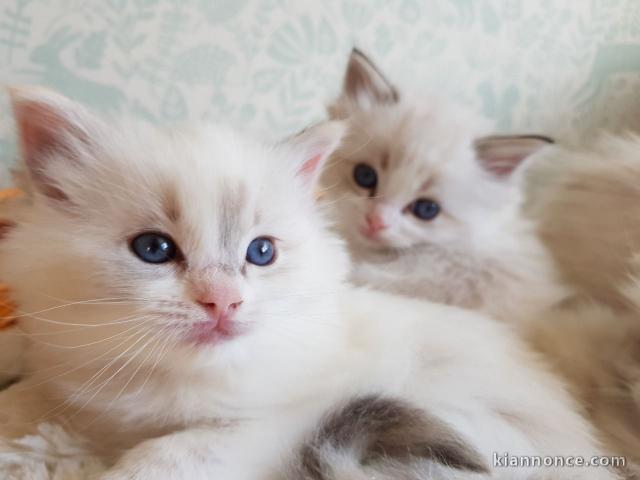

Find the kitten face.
[
  {"left": 322, "top": 49, "right": 552, "bottom": 254},
  {"left": 1, "top": 88, "right": 348, "bottom": 384}
]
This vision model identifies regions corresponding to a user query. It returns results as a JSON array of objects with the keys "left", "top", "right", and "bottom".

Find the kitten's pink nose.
[
  {"left": 196, "top": 283, "right": 243, "bottom": 328},
  {"left": 365, "top": 212, "right": 387, "bottom": 235}
]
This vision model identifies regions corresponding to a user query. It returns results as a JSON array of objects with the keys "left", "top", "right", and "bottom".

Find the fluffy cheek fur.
[
  {"left": 174, "top": 225, "right": 350, "bottom": 380},
  {"left": 0, "top": 209, "right": 180, "bottom": 365},
  {"left": 2, "top": 180, "right": 349, "bottom": 392}
]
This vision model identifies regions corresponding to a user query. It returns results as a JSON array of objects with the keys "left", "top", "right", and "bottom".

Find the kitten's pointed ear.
[
  {"left": 9, "top": 86, "right": 95, "bottom": 202},
  {"left": 474, "top": 134, "right": 554, "bottom": 178},
  {"left": 329, "top": 48, "right": 398, "bottom": 117},
  {"left": 287, "top": 121, "right": 346, "bottom": 189}
]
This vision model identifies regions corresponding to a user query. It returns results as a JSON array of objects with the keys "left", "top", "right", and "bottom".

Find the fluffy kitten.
[
  {"left": 0, "top": 88, "right": 617, "bottom": 480},
  {"left": 320, "top": 49, "right": 567, "bottom": 321},
  {"left": 532, "top": 134, "right": 640, "bottom": 307},
  {"left": 527, "top": 298, "right": 640, "bottom": 472},
  {"left": 526, "top": 134, "right": 640, "bottom": 470}
]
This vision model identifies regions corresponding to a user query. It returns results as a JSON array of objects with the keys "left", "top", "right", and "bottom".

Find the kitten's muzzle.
[
  {"left": 188, "top": 272, "right": 244, "bottom": 341},
  {"left": 196, "top": 286, "right": 243, "bottom": 329},
  {"left": 362, "top": 211, "right": 388, "bottom": 238}
]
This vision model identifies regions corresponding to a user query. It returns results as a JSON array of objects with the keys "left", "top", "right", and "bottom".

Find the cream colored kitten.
[
  {"left": 526, "top": 134, "right": 640, "bottom": 470},
  {"left": 0, "top": 88, "right": 617, "bottom": 480},
  {"left": 527, "top": 299, "right": 640, "bottom": 471},
  {"left": 532, "top": 134, "right": 640, "bottom": 308},
  {"left": 320, "top": 49, "right": 568, "bottom": 322}
]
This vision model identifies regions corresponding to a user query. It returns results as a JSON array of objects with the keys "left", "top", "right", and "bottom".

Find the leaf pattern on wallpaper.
[{"left": 1, "top": 0, "right": 640, "bottom": 185}]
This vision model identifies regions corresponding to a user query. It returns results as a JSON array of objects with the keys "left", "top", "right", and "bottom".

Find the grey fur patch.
[
  {"left": 286, "top": 395, "right": 488, "bottom": 479},
  {"left": 380, "top": 151, "right": 390, "bottom": 171},
  {"left": 218, "top": 181, "right": 248, "bottom": 265},
  {"left": 161, "top": 182, "right": 181, "bottom": 223},
  {"left": 618, "top": 464, "right": 640, "bottom": 480}
]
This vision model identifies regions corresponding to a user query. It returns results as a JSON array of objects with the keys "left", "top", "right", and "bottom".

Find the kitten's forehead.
[
  {"left": 104, "top": 125, "right": 276, "bottom": 268},
  {"left": 172, "top": 139, "right": 261, "bottom": 268},
  {"left": 340, "top": 102, "right": 490, "bottom": 190},
  {"left": 217, "top": 181, "right": 250, "bottom": 259}
]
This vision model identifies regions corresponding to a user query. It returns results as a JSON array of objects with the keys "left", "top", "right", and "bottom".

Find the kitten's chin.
[
  {"left": 350, "top": 229, "right": 398, "bottom": 253},
  {"left": 178, "top": 318, "right": 249, "bottom": 348},
  {"left": 187, "top": 320, "right": 241, "bottom": 346}
]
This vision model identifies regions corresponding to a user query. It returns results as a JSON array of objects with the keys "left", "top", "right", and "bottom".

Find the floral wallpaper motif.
[{"left": 1, "top": 0, "right": 640, "bottom": 183}]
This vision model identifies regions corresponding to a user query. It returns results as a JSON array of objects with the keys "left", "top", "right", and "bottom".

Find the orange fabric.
[
  {"left": 0, "top": 188, "right": 21, "bottom": 329},
  {"left": 0, "top": 188, "right": 23, "bottom": 201}
]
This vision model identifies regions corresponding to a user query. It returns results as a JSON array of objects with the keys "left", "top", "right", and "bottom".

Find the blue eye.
[
  {"left": 131, "top": 232, "right": 178, "bottom": 264},
  {"left": 411, "top": 199, "right": 440, "bottom": 221},
  {"left": 353, "top": 163, "right": 377, "bottom": 190},
  {"left": 246, "top": 237, "right": 276, "bottom": 266}
]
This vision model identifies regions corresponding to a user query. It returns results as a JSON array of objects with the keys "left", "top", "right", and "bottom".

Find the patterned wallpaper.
[{"left": 1, "top": 0, "right": 640, "bottom": 184}]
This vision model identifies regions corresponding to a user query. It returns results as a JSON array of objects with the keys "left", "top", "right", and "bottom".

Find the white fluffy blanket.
[{"left": 0, "top": 423, "right": 105, "bottom": 479}]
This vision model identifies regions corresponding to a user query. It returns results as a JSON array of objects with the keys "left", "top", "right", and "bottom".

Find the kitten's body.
[
  {"left": 321, "top": 50, "right": 567, "bottom": 322},
  {"left": 526, "top": 134, "right": 640, "bottom": 469},
  {"left": 527, "top": 299, "right": 640, "bottom": 470},
  {"left": 1, "top": 291, "right": 618, "bottom": 480},
  {"left": 0, "top": 88, "right": 616, "bottom": 479},
  {"left": 532, "top": 134, "right": 640, "bottom": 307}
]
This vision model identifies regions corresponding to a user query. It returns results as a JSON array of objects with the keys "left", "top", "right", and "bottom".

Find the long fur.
[
  {"left": 0, "top": 88, "right": 617, "bottom": 479},
  {"left": 284, "top": 395, "right": 488, "bottom": 479},
  {"left": 531, "top": 134, "right": 640, "bottom": 307},
  {"left": 526, "top": 134, "right": 640, "bottom": 470},
  {"left": 320, "top": 49, "right": 567, "bottom": 322}
]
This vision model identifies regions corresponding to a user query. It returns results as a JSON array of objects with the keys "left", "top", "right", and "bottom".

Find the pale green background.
[{"left": 1, "top": 0, "right": 640, "bottom": 183}]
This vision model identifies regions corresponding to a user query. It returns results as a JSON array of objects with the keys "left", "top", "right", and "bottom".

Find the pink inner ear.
[
  {"left": 475, "top": 135, "right": 553, "bottom": 178},
  {"left": 298, "top": 153, "right": 323, "bottom": 179},
  {"left": 482, "top": 155, "right": 524, "bottom": 177},
  {"left": 17, "top": 102, "right": 65, "bottom": 167},
  {"left": 13, "top": 99, "right": 79, "bottom": 202}
]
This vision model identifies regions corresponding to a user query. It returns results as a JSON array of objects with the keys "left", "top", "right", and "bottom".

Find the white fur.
[
  {"left": 0, "top": 89, "right": 616, "bottom": 479},
  {"left": 321, "top": 51, "right": 568, "bottom": 322},
  {"left": 0, "top": 422, "right": 105, "bottom": 479}
]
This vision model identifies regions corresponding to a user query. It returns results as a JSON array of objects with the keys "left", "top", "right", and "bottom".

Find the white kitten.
[
  {"left": 0, "top": 88, "right": 617, "bottom": 480},
  {"left": 320, "top": 49, "right": 568, "bottom": 322}
]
